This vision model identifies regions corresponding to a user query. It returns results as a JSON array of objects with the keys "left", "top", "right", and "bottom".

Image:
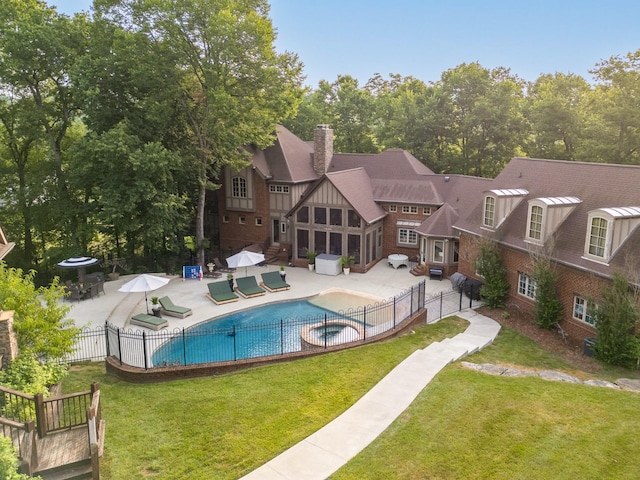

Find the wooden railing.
[
  {"left": 39, "top": 386, "right": 94, "bottom": 436},
  {"left": 0, "top": 417, "right": 37, "bottom": 476},
  {"left": 87, "top": 387, "right": 104, "bottom": 480}
]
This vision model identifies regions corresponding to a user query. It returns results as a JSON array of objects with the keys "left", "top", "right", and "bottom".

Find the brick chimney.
[
  {"left": 313, "top": 124, "right": 333, "bottom": 176},
  {"left": 0, "top": 310, "right": 19, "bottom": 367}
]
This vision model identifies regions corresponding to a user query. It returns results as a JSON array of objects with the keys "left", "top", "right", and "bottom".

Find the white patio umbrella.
[
  {"left": 226, "top": 250, "right": 265, "bottom": 277},
  {"left": 57, "top": 256, "right": 99, "bottom": 282},
  {"left": 118, "top": 274, "right": 170, "bottom": 313}
]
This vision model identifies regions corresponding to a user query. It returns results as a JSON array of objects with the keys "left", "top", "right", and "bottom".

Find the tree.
[
  {"left": 98, "top": 0, "right": 304, "bottom": 267},
  {"left": 531, "top": 257, "right": 563, "bottom": 329},
  {"left": 525, "top": 73, "right": 590, "bottom": 160},
  {"left": 473, "top": 239, "right": 509, "bottom": 309},
  {"left": 592, "top": 272, "right": 640, "bottom": 368},
  {"left": 0, "top": 262, "right": 78, "bottom": 361}
]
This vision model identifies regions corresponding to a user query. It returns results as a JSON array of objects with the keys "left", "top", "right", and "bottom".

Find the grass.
[{"left": 62, "top": 318, "right": 640, "bottom": 479}]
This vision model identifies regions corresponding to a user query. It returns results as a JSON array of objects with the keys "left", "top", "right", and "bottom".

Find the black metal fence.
[{"left": 64, "top": 279, "right": 483, "bottom": 369}]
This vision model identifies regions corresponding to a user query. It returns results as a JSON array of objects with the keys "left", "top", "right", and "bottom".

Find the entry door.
[
  {"left": 420, "top": 238, "right": 427, "bottom": 264},
  {"left": 272, "top": 219, "right": 280, "bottom": 244}
]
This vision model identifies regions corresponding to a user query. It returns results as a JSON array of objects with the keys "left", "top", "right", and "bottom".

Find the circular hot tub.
[{"left": 300, "top": 320, "right": 364, "bottom": 351}]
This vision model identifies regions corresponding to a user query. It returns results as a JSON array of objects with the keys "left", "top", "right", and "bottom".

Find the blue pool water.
[{"left": 151, "top": 299, "right": 351, "bottom": 366}]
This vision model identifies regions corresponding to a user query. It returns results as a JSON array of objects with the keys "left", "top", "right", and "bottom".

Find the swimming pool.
[{"left": 151, "top": 297, "right": 369, "bottom": 366}]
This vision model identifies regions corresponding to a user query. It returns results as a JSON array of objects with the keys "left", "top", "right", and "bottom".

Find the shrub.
[
  {"left": 532, "top": 259, "right": 563, "bottom": 329},
  {"left": 593, "top": 273, "right": 640, "bottom": 368},
  {"left": 0, "top": 436, "right": 38, "bottom": 480},
  {"left": 473, "top": 240, "right": 509, "bottom": 309}
]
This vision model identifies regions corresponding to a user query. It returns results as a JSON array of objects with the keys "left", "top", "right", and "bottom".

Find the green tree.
[
  {"left": 592, "top": 272, "right": 640, "bottom": 368},
  {"left": 531, "top": 257, "right": 563, "bottom": 329},
  {"left": 525, "top": 73, "right": 590, "bottom": 160},
  {"left": 473, "top": 240, "right": 509, "bottom": 309},
  {"left": 0, "top": 262, "right": 77, "bottom": 361},
  {"left": 98, "top": 0, "right": 305, "bottom": 267}
]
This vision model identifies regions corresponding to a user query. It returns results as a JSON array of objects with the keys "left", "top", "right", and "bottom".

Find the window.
[
  {"left": 402, "top": 205, "right": 418, "bottom": 214},
  {"left": 453, "top": 240, "right": 459, "bottom": 263},
  {"left": 398, "top": 228, "right": 418, "bottom": 245},
  {"left": 528, "top": 205, "right": 543, "bottom": 240},
  {"left": 269, "top": 185, "right": 290, "bottom": 193},
  {"left": 347, "top": 209, "right": 361, "bottom": 228},
  {"left": 239, "top": 216, "right": 246, "bottom": 225},
  {"left": 389, "top": 205, "right": 397, "bottom": 212},
  {"left": 423, "top": 207, "right": 432, "bottom": 215},
  {"left": 433, "top": 240, "right": 444, "bottom": 263},
  {"left": 280, "top": 222, "right": 287, "bottom": 234},
  {"left": 296, "top": 206, "right": 309, "bottom": 223},
  {"left": 232, "top": 177, "right": 247, "bottom": 198},
  {"left": 255, "top": 218, "right": 263, "bottom": 226},
  {"left": 314, "top": 207, "right": 326, "bottom": 225},
  {"left": 588, "top": 217, "right": 607, "bottom": 258},
  {"left": 222, "top": 215, "right": 229, "bottom": 224},
  {"left": 314, "top": 230, "right": 327, "bottom": 254},
  {"left": 483, "top": 196, "right": 495, "bottom": 227},
  {"left": 518, "top": 272, "right": 536, "bottom": 299},
  {"left": 297, "top": 229, "right": 309, "bottom": 259},
  {"left": 330, "top": 208, "right": 342, "bottom": 226},
  {"left": 573, "top": 296, "right": 595, "bottom": 326}
]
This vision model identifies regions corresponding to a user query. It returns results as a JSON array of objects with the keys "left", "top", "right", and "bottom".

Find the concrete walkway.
[{"left": 240, "top": 309, "right": 501, "bottom": 480}]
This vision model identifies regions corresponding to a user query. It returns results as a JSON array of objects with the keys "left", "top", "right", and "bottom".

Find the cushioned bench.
[
  {"left": 206, "top": 281, "right": 239, "bottom": 305},
  {"left": 260, "top": 271, "right": 290, "bottom": 292},
  {"left": 159, "top": 296, "right": 192, "bottom": 318},
  {"left": 130, "top": 313, "right": 169, "bottom": 331},
  {"left": 429, "top": 267, "right": 444, "bottom": 280}
]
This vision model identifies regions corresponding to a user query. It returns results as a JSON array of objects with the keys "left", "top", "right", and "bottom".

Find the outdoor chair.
[
  {"left": 158, "top": 296, "right": 192, "bottom": 318},
  {"left": 65, "top": 283, "right": 85, "bottom": 301},
  {"left": 260, "top": 271, "right": 290, "bottom": 292},
  {"left": 213, "top": 257, "right": 235, "bottom": 273},
  {"left": 234, "top": 276, "right": 266, "bottom": 298},
  {"left": 206, "top": 281, "right": 240, "bottom": 305},
  {"left": 130, "top": 313, "right": 168, "bottom": 331}
]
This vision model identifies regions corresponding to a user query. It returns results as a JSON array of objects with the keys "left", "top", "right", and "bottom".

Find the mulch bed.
[{"left": 476, "top": 306, "right": 602, "bottom": 374}]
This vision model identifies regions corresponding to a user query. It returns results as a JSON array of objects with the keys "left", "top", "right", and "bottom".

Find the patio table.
[{"left": 388, "top": 254, "right": 409, "bottom": 269}]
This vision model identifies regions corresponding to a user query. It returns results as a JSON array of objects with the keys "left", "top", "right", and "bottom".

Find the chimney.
[{"left": 313, "top": 124, "right": 333, "bottom": 176}]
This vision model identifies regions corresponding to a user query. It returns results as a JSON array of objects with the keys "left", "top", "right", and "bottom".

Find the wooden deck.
[{"left": 37, "top": 428, "right": 90, "bottom": 471}]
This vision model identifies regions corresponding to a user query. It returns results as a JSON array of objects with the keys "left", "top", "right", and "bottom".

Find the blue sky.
[{"left": 49, "top": 0, "right": 640, "bottom": 87}]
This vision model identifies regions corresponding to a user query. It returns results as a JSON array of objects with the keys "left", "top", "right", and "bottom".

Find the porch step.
[
  {"left": 36, "top": 459, "right": 93, "bottom": 480},
  {"left": 410, "top": 264, "right": 426, "bottom": 276},
  {"left": 264, "top": 245, "right": 281, "bottom": 264}
]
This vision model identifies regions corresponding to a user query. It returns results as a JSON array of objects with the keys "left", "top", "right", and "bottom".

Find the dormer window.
[
  {"left": 526, "top": 196, "right": 581, "bottom": 245},
  {"left": 583, "top": 206, "right": 640, "bottom": 263},
  {"left": 588, "top": 217, "right": 608, "bottom": 258},
  {"left": 482, "top": 189, "right": 527, "bottom": 230},
  {"left": 528, "top": 205, "right": 543, "bottom": 241},
  {"left": 483, "top": 196, "right": 495, "bottom": 228}
]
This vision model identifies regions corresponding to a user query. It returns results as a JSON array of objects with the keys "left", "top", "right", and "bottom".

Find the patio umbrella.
[
  {"left": 226, "top": 250, "right": 265, "bottom": 277},
  {"left": 118, "top": 274, "right": 170, "bottom": 313},
  {"left": 57, "top": 256, "right": 99, "bottom": 283}
]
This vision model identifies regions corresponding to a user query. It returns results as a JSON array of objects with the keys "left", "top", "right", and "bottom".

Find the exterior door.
[{"left": 272, "top": 219, "right": 280, "bottom": 245}]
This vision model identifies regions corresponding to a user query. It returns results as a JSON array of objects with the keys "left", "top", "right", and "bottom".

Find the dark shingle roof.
[
  {"left": 455, "top": 157, "right": 640, "bottom": 277},
  {"left": 328, "top": 149, "right": 434, "bottom": 179},
  {"left": 256, "top": 125, "right": 317, "bottom": 183},
  {"left": 326, "top": 169, "right": 387, "bottom": 224}
]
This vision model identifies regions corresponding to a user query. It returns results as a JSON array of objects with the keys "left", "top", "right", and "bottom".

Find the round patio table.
[{"left": 388, "top": 254, "right": 409, "bottom": 269}]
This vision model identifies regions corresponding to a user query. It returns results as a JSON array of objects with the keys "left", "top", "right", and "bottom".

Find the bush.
[
  {"left": 593, "top": 273, "right": 640, "bottom": 368},
  {"left": 473, "top": 240, "right": 509, "bottom": 309},
  {"left": 0, "top": 436, "right": 38, "bottom": 480},
  {"left": 532, "top": 259, "right": 563, "bottom": 329},
  {"left": 0, "top": 350, "right": 68, "bottom": 396}
]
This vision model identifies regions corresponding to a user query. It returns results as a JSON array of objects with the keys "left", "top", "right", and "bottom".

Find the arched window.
[
  {"left": 232, "top": 177, "right": 247, "bottom": 198},
  {"left": 483, "top": 196, "right": 495, "bottom": 228},
  {"left": 588, "top": 217, "right": 607, "bottom": 258}
]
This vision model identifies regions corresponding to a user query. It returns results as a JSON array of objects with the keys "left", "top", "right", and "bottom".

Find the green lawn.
[{"left": 62, "top": 318, "right": 640, "bottom": 479}]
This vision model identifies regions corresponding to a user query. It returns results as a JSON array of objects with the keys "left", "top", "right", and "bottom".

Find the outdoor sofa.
[
  {"left": 130, "top": 313, "right": 169, "bottom": 331},
  {"left": 260, "top": 271, "right": 290, "bottom": 292},
  {"left": 158, "top": 296, "right": 192, "bottom": 318},
  {"left": 234, "top": 276, "right": 266, "bottom": 298},
  {"left": 206, "top": 281, "right": 240, "bottom": 305}
]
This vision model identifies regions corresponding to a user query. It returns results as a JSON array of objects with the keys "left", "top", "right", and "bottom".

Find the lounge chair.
[
  {"left": 159, "top": 296, "right": 193, "bottom": 318},
  {"left": 234, "top": 276, "right": 266, "bottom": 298},
  {"left": 213, "top": 257, "right": 235, "bottom": 273},
  {"left": 260, "top": 271, "right": 290, "bottom": 292},
  {"left": 130, "top": 313, "right": 168, "bottom": 331},
  {"left": 206, "top": 281, "right": 240, "bottom": 305}
]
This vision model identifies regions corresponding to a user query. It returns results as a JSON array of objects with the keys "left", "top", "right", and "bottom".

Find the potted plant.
[
  {"left": 279, "top": 265, "right": 286, "bottom": 281},
  {"left": 151, "top": 296, "right": 161, "bottom": 316},
  {"left": 340, "top": 255, "right": 355, "bottom": 275},
  {"left": 305, "top": 249, "right": 318, "bottom": 271},
  {"left": 227, "top": 272, "right": 234, "bottom": 290}
]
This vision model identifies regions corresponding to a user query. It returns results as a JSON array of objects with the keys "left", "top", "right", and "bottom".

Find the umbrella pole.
[{"left": 145, "top": 291, "right": 149, "bottom": 314}]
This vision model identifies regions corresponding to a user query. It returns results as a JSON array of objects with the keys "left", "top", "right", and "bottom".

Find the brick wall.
[
  {"left": 218, "top": 170, "right": 271, "bottom": 253},
  {"left": 459, "top": 232, "right": 604, "bottom": 343},
  {"left": 0, "top": 310, "right": 19, "bottom": 365}
]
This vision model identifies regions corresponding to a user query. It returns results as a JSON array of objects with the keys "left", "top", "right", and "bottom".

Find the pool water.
[{"left": 151, "top": 299, "right": 358, "bottom": 366}]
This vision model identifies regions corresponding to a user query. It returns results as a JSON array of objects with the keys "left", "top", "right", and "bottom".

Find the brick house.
[
  {"left": 217, "top": 124, "right": 487, "bottom": 273},
  {"left": 454, "top": 157, "right": 640, "bottom": 341}
]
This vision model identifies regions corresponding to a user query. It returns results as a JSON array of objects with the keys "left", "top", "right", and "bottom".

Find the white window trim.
[
  {"left": 222, "top": 215, "right": 229, "bottom": 224},
  {"left": 573, "top": 295, "right": 595, "bottom": 326},
  {"left": 517, "top": 272, "right": 536, "bottom": 299},
  {"left": 239, "top": 216, "right": 246, "bottom": 225},
  {"left": 483, "top": 196, "right": 496, "bottom": 228},
  {"left": 423, "top": 207, "right": 432, "bottom": 215},
  {"left": 398, "top": 228, "right": 418, "bottom": 245},
  {"left": 526, "top": 203, "right": 544, "bottom": 243},
  {"left": 232, "top": 176, "right": 247, "bottom": 198},
  {"left": 402, "top": 205, "right": 418, "bottom": 214},
  {"left": 433, "top": 240, "right": 445, "bottom": 263},
  {"left": 583, "top": 213, "right": 610, "bottom": 262},
  {"left": 389, "top": 205, "right": 397, "bottom": 212},
  {"left": 255, "top": 218, "right": 263, "bottom": 226}
]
